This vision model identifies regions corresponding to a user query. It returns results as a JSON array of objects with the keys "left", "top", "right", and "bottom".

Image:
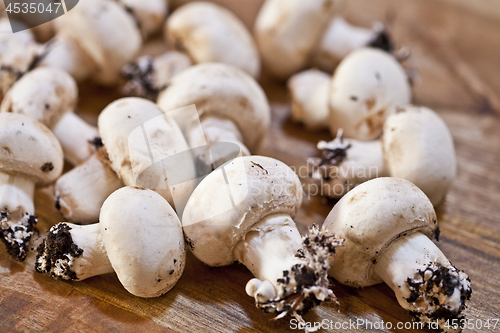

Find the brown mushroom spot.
[
  {"left": 349, "top": 191, "right": 367, "bottom": 203},
  {"left": 364, "top": 97, "right": 376, "bottom": 110},
  {"left": 358, "top": 108, "right": 387, "bottom": 138},
  {"left": 2, "top": 146, "right": 11, "bottom": 156},
  {"left": 41, "top": 162, "right": 54, "bottom": 172},
  {"left": 55, "top": 86, "right": 65, "bottom": 98},
  {"left": 238, "top": 97, "right": 249, "bottom": 108},
  {"left": 323, "top": 0, "right": 335, "bottom": 10},
  {"left": 116, "top": 100, "right": 130, "bottom": 108}
]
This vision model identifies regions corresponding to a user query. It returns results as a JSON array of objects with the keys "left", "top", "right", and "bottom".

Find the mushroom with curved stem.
[
  {"left": 157, "top": 63, "right": 270, "bottom": 163},
  {"left": 307, "top": 105, "right": 456, "bottom": 206},
  {"left": 289, "top": 48, "right": 411, "bottom": 140},
  {"left": 166, "top": 1, "right": 260, "bottom": 78},
  {"left": 254, "top": 0, "right": 393, "bottom": 80},
  {"left": 36, "top": 186, "right": 185, "bottom": 298},
  {"left": 322, "top": 177, "right": 471, "bottom": 332},
  {"left": 0, "top": 67, "right": 99, "bottom": 165},
  {"left": 0, "top": 113, "right": 63, "bottom": 261},
  {"left": 39, "top": 0, "right": 142, "bottom": 85},
  {"left": 182, "top": 156, "right": 343, "bottom": 322}
]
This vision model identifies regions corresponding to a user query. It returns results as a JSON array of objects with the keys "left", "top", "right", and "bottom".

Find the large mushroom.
[
  {"left": 254, "top": 0, "right": 392, "bottom": 79},
  {"left": 157, "top": 63, "right": 270, "bottom": 161},
  {"left": 289, "top": 48, "right": 411, "bottom": 140},
  {"left": 36, "top": 186, "right": 185, "bottom": 297},
  {"left": 322, "top": 177, "right": 471, "bottom": 332},
  {"left": 182, "top": 155, "right": 343, "bottom": 321},
  {"left": 55, "top": 97, "right": 195, "bottom": 223},
  {"left": 0, "top": 67, "right": 99, "bottom": 165},
  {"left": 307, "top": 105, "right": 456, "bottom": 206},
  {"left": 0, "top": 113, "right": 63, "bottom": 261}
]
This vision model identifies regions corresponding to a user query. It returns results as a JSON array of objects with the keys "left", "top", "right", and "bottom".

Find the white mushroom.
[
  {"left": 308, "top": 106, "right": 456, "bottom": 206},
  {"left": 0, "top": 67, "right": 99, "bottom": 165},
  {"left": 0, "top": 113, "right": 63, "bottom": 261},
  {"left": 36, "top": 186, "right": 185, "bottom": 298},
  {"left": 323, "top": 177, "right": 471, "bottom": 332},
  {"left": 182, "top": 156, "right": 343, "bottom": 321},
  {"left": 166, "top": 1, "right": 260, "bottom": 78},
  {"left": 122, "top": 51, "right": 192, "bottom": 99},
  {"left": 254, "top": 0, "right": 392, "bottom": 79},
  {"left": 289, "top": 48, "right": 411, "bottom": 140},
  {"left": 40, "top": 0, "right": 142, "bottom": 85},
  {"left": 54, "top": 97, "right": 195, "bottom": 223},
  {"left": 157, "top": 63, "right": 270, "bottom": 162}
]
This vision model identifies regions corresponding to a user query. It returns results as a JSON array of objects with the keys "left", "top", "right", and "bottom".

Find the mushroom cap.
[
  {"left": 119, "top": 0, "right": 168, "bottom": 37},
  {"left": 100, "top": 186, "right": 185, "bottom": 297},
  {"left": 329, "top": 48, "right": 411, "bottom": 141},
  {"left": 157, "top": 63, "right": 270, "bottom": 152},
  {"left": 182, "top": 156, "right": 303, "bottom": 267},
  {"left": 166, "top": 2, "right": 260, "bottom": 78},
  {"left": 0, "top": 67, "right": 78, "bottom": 128},
  {"left": 323, "top": 177, "right": 437, "bottom": 287},
  {"left": 254, "top": 0, "right": 339, "bottom": 79},
  {"left": 0, "top": 113, "right": 63, "bottom": 185},
  {"left": 382, "top": 106, "right": 457, "bottom": 206},
  {"left": 54, "top": 0, "right": 142, "bottom": 85},
  {"left": 98, "top": 97, "right": 194, "bottom": 209}
]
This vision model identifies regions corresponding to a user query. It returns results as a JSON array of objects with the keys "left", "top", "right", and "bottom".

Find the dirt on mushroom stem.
[
  {"left": 0, "top": 211, "right": 37, "bottom": 261},
  {"left": 255, "top": 225, "right": 344, "bottom": 323}
]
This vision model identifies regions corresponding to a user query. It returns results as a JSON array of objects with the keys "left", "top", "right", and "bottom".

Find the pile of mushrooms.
[
  {"left": 123, "top": 1, "right": 260, "bottom": 99},
  {"left": 0, "top": 1, "right": 474, "bottom": 330}
]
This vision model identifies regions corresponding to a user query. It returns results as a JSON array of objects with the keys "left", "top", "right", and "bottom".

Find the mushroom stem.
[
  {"left": 52, "top": 112, "right": 100, "bottom": 166},
  {"left": 36, "top": 222, "right": 113, "bottom": 280},
  {"left": 236, "top": 214, "right": 342, "bottom": 319},
  {"left": 40, "top": 35, "right": 95, "bottom": 82},
  {"left": 0, "top": 171, "right": 37, "bottom": 261},
  {"left": 373, "top": 232, "right": 471, "bottom": 332},
  {"left": 307, "top": 131, "right": 387, "bottom": 197},
  {"left": 54, "top": 149, "right": 123, "bottom": 224},
  {"left": 189, "top": 116, "right": 251, "bottom": 156},
  {"left": 313, "top": 18, "right": 391, "bottom": 71}
]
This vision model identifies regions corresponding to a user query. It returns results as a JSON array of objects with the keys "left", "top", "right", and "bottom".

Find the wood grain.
[{"left": 1, "top": 0, "right": 500, "bottom": 332}]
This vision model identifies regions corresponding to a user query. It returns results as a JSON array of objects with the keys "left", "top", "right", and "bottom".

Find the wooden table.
[{"left": 1, "top": 0, "right": 500, "bottom": 332}]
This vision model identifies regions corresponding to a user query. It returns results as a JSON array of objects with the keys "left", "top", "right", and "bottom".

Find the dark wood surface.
[{"left": 1, "top": 0, "right": 500, "bottom": 332}]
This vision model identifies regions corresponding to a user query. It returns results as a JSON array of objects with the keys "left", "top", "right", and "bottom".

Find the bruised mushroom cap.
[
  {"left": 323, "top": 177, "right": 436, "bottom": 287},
  {"left": 329, "top": 47, "right": 411, "bottom": 141},
  {"left": 100, "top": 186, "right": 185, "bottom": 297},
  {"left": 0, "top": 113, "right": 63, "bottom": 185},
  {"left": 254, "top": 0, "right": 339, "bottom": 79},
  {"left": 0, "top": 67, "right": 77, "bottom": 128},
  {"left": 157, "top": 63, "right": 270, "bottom": 152},
  {"left": 54, "top": 0, "right": 142, "bottom": 85},
  {"left": 182, "top": 156, "right": 303, "bottom": 267},
  {"left": 382, "top": 106, "right": 456, "bottom": 206},
  {"left": 166, "top": 1, "right": 260, "bottom": 78}
]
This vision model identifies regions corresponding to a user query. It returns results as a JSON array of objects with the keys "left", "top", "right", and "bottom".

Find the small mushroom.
[
  {"left": 157, "top": 63, "right": 270, "bottom": 161},
  {"left": 322, "top": 177, "right": 471, "bottom": 332},
  {"left": 36, "top": 186, "right": 185, "bottom": 297},
  {"left": 0, "top": 18, "right": 41, "bottom": 100},
  {"left": 0, "top": 67, "right": 99, "bottom": 165},
  {"left": 0, "top": 113, "right": 63, "bottom": 261},
  {"left": 40, "top": 0, "right": 142, "bottom": 85},
  {"left": 166, "top": 1, "right": 260, "bottom": 78},
  {"left": 182, "top": 156, "right": 343, "bottom": 321},
  {"left": 121, "top": 51, "right": 192, "bottom": 100},
  {"left": 289, "top": 48, "right": 411, "bottom": 140},
  {"left": 254, "top": 0, "right": 392, "bottom": 79},
  {"left": 308, "top": 105, "right": 456, "bottom": 206}
]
